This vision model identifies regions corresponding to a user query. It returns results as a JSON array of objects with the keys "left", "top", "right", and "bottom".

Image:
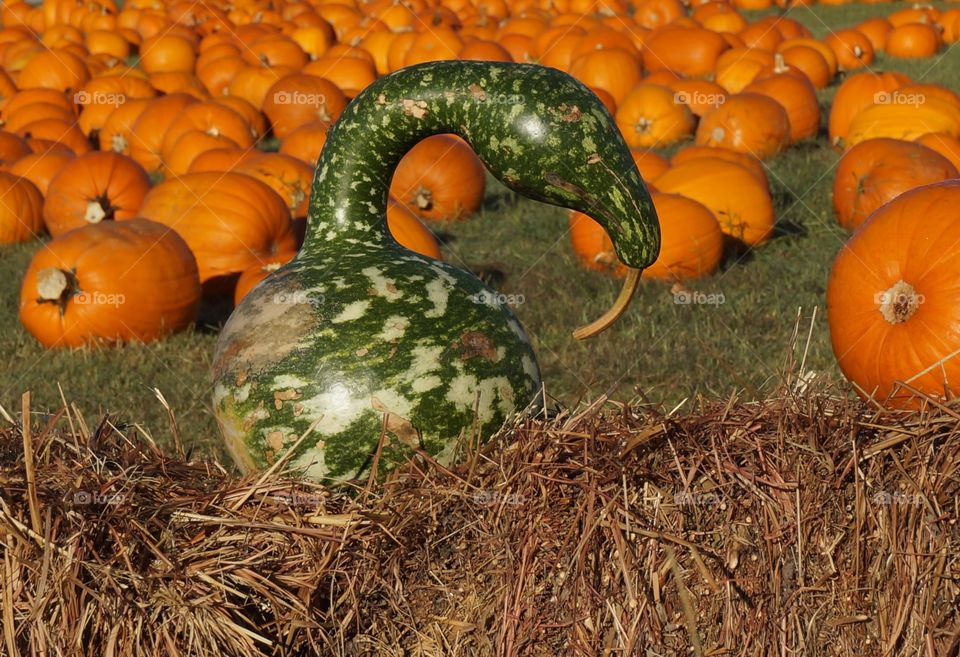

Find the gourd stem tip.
[{"left": 573, "top": 268, "right": 641, "bottom": 340}]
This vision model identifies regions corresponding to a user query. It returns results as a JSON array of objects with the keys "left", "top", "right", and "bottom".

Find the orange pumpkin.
[
  {"left": 138, "top": 172, "right": 297, "bottom": 283},
  {"left": 827, "top": 180, "right": 960, "bottom": 407},
  {"left": 4, "top": 102, "right": 76, "bottom": 133},
  {"left": 386, "top": 199, "right": 443, "bottom": 260},
  {"left": 279, "top": 120, "right": 328, "bottom": 165},
  {"left": 630, "top": 149, "right": 671, "bottom": 181},
  {"left": 6, "top": 150, "right": 72, "bottom": 195},
  {"left": 18, "top": 49, "right": 90, "bottom": 93},
  {"left": 743, "top": 73, "right": 820, "bottom": 143},
  {"left": 695, "top": 93, "right": 790, "bottom": 160},
  {"left": 655, "top": 157, "right": 774, "bottom": 246},
  {"left": 568, "top": 48, "right": 642, "bottom": 104},
  {"left": 642, "top": 26, "right": 729, "bottom": 77},
  {"left": 824, "top": 29, "right": 875, "bottom": 70},
  {"left": 615, "top": 83, "right": 695, "bottom": 149},
  {"left": 262, "top": 73, "right": 347, "bottom": 138},
  {"left": 139, "top": 33, "right": 196, "bottom": 73},
  {"left": 774, "top": 47, "right": 831, "bottom": 89},
  {"left": 302, "top": 56, "right": 375, "bottom": 98},
  {"left": 160, "top": 101, "right": 255, "bottom": 166},
  {"left": 832, "top": 138, "right": 957, "bottom": 231},
  {"left": 15, "top": 118, "right": 90, "bottom": 154},
  {"left": 846, "top": 96, "right": 960, "bottom": 146},
  {"left": 569, "top": 191, "right": 722, "bottom": 280},
  {"left": 98, "top": 97, "right": 150, "bottom": 154},
  {"left": 0, "top": 129, "right": 32, "bottom": 166},
  {"left": 234, "top": 152, "right": 313, "bottom": 216},
  {"left": 233, "top": 250, "right": 298, "bottom": 305},
  {"left": 670, "top": 145, "right": 769, "bottom": 187},
  {"left": 828, "top": 71, "right": 912, "bottom": 147},
  {"left": 187, "top": 146, "right": 259, "bottom": 173},
  {"left": 915, "top": 132, "right": 960, "bottom": 171},
  {"left": 855, "top": 17, "right": 894, "bottom": 51},
  {"left": 43, "top": 151, "right": 151, "bottom": 237},
  {"left": 885, "top": 23, "right": 941, "bottom": 58},
  {"left": 127, "top": 93, "right": 197, "bottom": 171},
  {"left": 19, "top": 219, "right": 200, "bottom": 348},
  {"left": 389, "top": 135, "right": 486, "bottom": 222},
  {"left": 0, "top": 172, "right": 43, "bottom": 243}
]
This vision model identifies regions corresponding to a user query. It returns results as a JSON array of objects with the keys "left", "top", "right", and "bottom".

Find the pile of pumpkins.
[{"left": 0, "top": 0, "right": 959, "bottom": 406}]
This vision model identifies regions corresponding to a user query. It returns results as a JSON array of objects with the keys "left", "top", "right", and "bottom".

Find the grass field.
[{"left": 2, "top": 4, "right": 958, "bottom": 461}]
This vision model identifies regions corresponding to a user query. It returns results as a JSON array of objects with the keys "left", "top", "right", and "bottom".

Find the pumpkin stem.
[
  {"left": 635, "top": 117, "right": 652, "bottom": 134},
  {"left": 573, "top": 267, "right": 641, "bottom": 339},
  {"left": 413, "top": 186, "right": 433, "bottom": 210},
  {"left": 36, "top": 267, "right": 77, "bottom": 306},
  {"left": 878, "top": 280, "right": 921, "bottom": 325},
  {"left": 85, "top": 195, "right": 116, "bottom": 223},
  {"left": 111, "top": 134, "right": 128, "bottom": 153}
]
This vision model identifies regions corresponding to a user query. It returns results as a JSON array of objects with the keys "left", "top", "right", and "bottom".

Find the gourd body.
[{"left": 212, "top": 61, "right": 659, "bottom": 482}]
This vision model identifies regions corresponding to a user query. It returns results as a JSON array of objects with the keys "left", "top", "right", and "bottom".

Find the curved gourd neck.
[
  {"left": 303, "top": 67, "right": 466, "bottom": 249},
  {"left": 302, "top": 61, "right": 659, "bottom": 272}
]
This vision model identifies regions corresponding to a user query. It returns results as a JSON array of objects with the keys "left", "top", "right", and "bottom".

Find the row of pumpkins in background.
[{"left": 0, "top": 0, "right": 958, "bottom": 404}]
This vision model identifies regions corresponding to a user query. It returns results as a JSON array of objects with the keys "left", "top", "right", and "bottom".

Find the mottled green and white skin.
[{"left": 212, "top": 61, "right": 659, "bottom": 482}]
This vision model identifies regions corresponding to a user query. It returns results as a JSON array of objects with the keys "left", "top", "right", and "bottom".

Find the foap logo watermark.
[
  {"left": 470, "top": 291, "right": 525, "bottom": 307},
  {"left": 674, "top": 90, "right": 725, "bottom": 110},
  {"left": 272, "top": 91, "right": 327, "bottom": 106},
  {"left": 874, "top": 290, "right": 925, "bottom": 307},
  {"left": 271, "top": 491, "right": 324, "bottom": 507},
  {"left": 873, "top": 90, "right": 926, "bottom": 108},
  {"left": 272, "top": 290, "right": 325, "bottom": 307},
  {"left": 74, "top": 90, "right": 126, "bottom": 107},
  {"left": 871, "top": 490, "right": 924, "bottom": 506},
  {"left": 472, "top": 489, "right": 526, "bottom": 506},
  {"left": 673, "top": 289, "right": 725, "bottom": 306},
  {"left": 74, "top": 291, "right": 125, "bottom": 308},
  {"left": 673, "top": 490, "right": 723, "bottom": 507},
  {"left": 67, "top": 490, "right": 125, "bottom": 506}
]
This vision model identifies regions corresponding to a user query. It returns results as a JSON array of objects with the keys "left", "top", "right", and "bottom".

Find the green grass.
[{"left": 2, "top": 3, "right": 959, "bottom": 461}]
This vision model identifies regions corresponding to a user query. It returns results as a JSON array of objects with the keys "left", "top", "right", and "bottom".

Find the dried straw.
[{"left": 1, "top": 383, "right": 958, "bottom": 656}]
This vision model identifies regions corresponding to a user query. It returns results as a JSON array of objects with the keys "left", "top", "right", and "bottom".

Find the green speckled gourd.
[{"left": 212, "top": 61, "right": 659, "bottom": 482}]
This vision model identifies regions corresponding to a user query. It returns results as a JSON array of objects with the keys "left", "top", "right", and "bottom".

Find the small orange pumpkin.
[
  {"left": 832, "top": 138, "right": 957, "bottom": 231},
  {"left": 19, "top": 219, "right": 201, "bottom": 348},
  {"left": 695, "top": 93, "right": 790, "bottom": 160},
  {"left": 615, "top": 83, "right": 695, "bottom": 149},
  {"left": 389, "top": 135, "right": 486, "bottom": 222},
  {"left": 655, "top": 157, "right": 774, "bottom": 246},
  {"left": 0, "top": 172, "right": 43, "bottom": 243}
]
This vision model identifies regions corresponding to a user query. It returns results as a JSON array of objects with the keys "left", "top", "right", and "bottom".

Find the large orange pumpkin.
[
  {"left": 233, "top": 250, "right": 297, "bottom": 305},
  {"left": 615, "top": 83, "right": 695, "bottom": 149},
  {"left": 695, "top": 93, "right": 790, "bottom": 159},
  {"left": 138, "top": 172, "right": 297, "bottom": 283},
  {"left": 278, "top": 120, "right": 328, "bottom": 164},
  {"left": 389, "top": 134, "right": 486, "bottom": 222},
  {"left": 43, "top": 151, "right": 151, "bottom": 237},
  {"left": 385, "top": 199, "right": 443, "bottom": 260},
  {"left": 19, "top": 219, "right": 201, "bottom": 348},
  {"left": 827, "top": 180, "right": 960, "bottom": 407},
  {"left": 0, "top": 172, "right": 43, "bottom": 243},
  {"left": 885, "top": 23, "right": 940, "bottom": 58},
  {"left": 824, "top": 29, "right": 875, "bottom": 70},
  {"left": 655, "top": 157, "right": 774, "bottom": 246},
  {"left": 832, "top": 138, "right": 957, "bottom": 231}
]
